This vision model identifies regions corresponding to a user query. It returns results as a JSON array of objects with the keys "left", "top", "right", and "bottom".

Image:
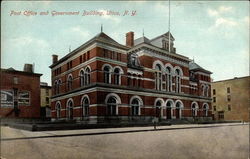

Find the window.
[
  {"left": 46, "top": 89, "right": 49, "bottom": 96},
  {"left": 79, "top": 70, "right": 84, "bottom": 87},
  {"left": 227, "top": 95, "right": 231, "bottom": 102},
  {"left": 175, "top": 69, "right": 182, "bottom": 93},
  {"left": 85, "top": 67, "right": 91, "bottom": 85},
  {"left": 203, "top": 104, "right": 209, "bottom": 117},
  {"left": 82, "top": 97, "right": 89, "bottom": 116},
  {"left": 67, "top": 75, "right": 73, "bottom": 91},
  {"left": 80, "top": 55, "right": 83, "bottom": 63},
  {"left": 213, "top": 97, "right": 216, "bottom": 103},
  {"left": 213, "top": 105, "right": 216, "bottom": 111},
  {"left": 213, "top": 89, "right": 216, "bottom": 95},
  {"left": 55, "top": 102, "right": 61, "bottom": 119},
  {"left": 87, "top": 51, "right": 90, "bottom": 60},
  {"left": 107, "top": 97, "right": 117, "bottom": 115},
  {"left": 131, "top": 98, "right": 140, "bottom": 116},
  {"left": 13, "top": 77, "right": 18, "bottom": 84},
  {"left": 218, "top": 111, "right": 224, "bottom": 120},
  {"left": 191, "top": 102, "right": 198, "bottom": 117},
  {"left": 228, "top": 105, "right": 231, "bottom": 111},
  {"left": 67, "top": 99, "right": 74, "bottom": 120},
  {"left": 155, "top": 64, "right": 162, "bottom": 90},
  {"left": 104, "top": 66, "right": 111, "bottom": 84},
  {"left": 166, "top": 67, "right": 172, "bottom": 92},
  {"left": 67, "top": 61, "right": 73, "bottom": 70},
  {"left": 227, "top": 87, "right": 230, "bottom": 93},
  {"left": 114, "top": 68, "right": 121, "bottom": 85}
]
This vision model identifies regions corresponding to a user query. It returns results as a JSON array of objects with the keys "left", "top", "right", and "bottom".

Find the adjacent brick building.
[
  {"left": 50, "top": 31, "right": 213, "bottom": 123},
  {"left": 40, "top": 82, "right": 52, "bottom": 118},
  {"left": 211, "top": 76, "right": 249, "bottom": 122},
  {"left": 0, "top": 64, "right": 42, "bottom": 118}
]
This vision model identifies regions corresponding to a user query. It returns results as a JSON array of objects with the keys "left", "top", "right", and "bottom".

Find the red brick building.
[
  {"left": 50, "top": 31, "right": 212, "bottom": 123},
  {"left": 0, "top": 64, "right": 42, "bottom": 118}
]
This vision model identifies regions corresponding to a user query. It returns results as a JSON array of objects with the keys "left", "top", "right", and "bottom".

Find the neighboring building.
[
  {"left": 50, "top": 30, "right": 212, "bottom": 123},
  {"left": 211, "top": 76, "right": 250, "bottom": 122},
  {"left": 40, "top": 82, "right": 52, "bottom": 118},
  {"left": 0, "top": 64, "right": 42, "bottom": 118}
]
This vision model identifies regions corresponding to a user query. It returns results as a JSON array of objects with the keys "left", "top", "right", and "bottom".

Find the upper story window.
[
  {"left": 213, "top": 89, "right": 216, "bottom": 95},
  {"left": 114, "top": 68, "right": 121, "bottom": 85},
  {"left": 67, "top": 74, "right": 73, "bottom": 91},
  {"left": 227, "top": 87, "right": 230, "bottom": 93},
  {"left": 67, "top": 61, "right": 73, "bottom": 70},
  {"left": 155, "top": 64, "right": 162, "bottom": 91},
  {"left": 103, "top": 65, "right": 111, "bottom": 84},
  {"left": 85, "top": 67, "right": 91, "bottom": 85},
  {"left": 175, "top": 69, "right": 182, "bottom": 93},
  {"left": 13, "top": 77, "right": 19, "bottom": 84},
  {"left": 79, "top": 70, "right": 84, "bottom": 87}
]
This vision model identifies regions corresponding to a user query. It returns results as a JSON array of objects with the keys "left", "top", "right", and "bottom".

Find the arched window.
[
  {"left": 82, "top": 97, "right": 89, "bottom": 116},
  {"left": 166, "top": 67, "right": 172, "bottom": 92},
  {"left": 155, "top": 64, "right": 162, "bottom": 90},
  {"left": 55, "top": 102, "right": 61, "bottom": 119},
  {"left": 107, "top": 96, "right": 117, "bottom": 115},
  {"left": 104, "top": 66, "right": 111, "bottom": 84},
  {"left": 203, "top": 103, "right": 209, "bottom": 117},
  {"left": 67, "top": 74, "right": 73, "bottom": 91},
  {"left": 85, "top": 67, "right": 91, "bottom": 85},
  {"left": 201, "top": 84, "right": 205, "bottom": 96},
  {"left": 67, "top": 99, "right": 74, "bottom": 120},
  {"left": 175, "top": 69, "right": 181, "bottom": 93},
  {"left": 79, "top": 70, "right": 84, "bottom": 87},
  {"left": 114, "top": 68, "right": 121, "bottom": 85},
  {"left": 191, "top": 102, "right": 198, "bottom": 117},
  {"left": 131, "top": 98, "right": 140, "bottom": 116},
  {"left": 205, "top": 85, "right": 209, "bottom": 97}
]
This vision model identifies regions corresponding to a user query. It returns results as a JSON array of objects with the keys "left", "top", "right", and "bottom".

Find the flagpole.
[{"left": 168, "top": 0, "right": 171, "bottom": 53}]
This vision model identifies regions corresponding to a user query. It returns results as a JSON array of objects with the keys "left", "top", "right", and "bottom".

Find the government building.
[{"left": 50, "top": 30, "right": 212, "bottom": 124}]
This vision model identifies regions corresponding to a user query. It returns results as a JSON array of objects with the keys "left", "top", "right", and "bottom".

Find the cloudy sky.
[{"left": 1, "top": 1, "right": 249, "bottom": 85}]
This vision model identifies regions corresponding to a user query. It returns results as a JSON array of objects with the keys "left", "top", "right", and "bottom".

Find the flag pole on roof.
[
  {"left": 168, "top": 0, "right": 171, "bottom": 53},
  {"left": 101, "top": 24, "right": 103, "bottom": 32}
]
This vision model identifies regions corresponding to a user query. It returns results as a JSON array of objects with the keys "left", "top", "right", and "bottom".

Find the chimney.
[
  {"left": 126, "top": 32, "right": 134, "bottom": 47},
  {"left": 52, "top": 54, "right": 58, "bottom": 64},
  {"left": 23, "top": 64, "right": 33, "bottom": 73}
]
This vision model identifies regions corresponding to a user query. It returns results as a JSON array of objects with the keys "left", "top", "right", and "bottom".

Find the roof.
[
  {"left": 50, "top": 32, "right": 129, "bottom": 68},
  {"left": 189, "top": 61, "right": 212, "bottom": 74},
  {"left": 134, "top": 36, "right": 150, "bottom": 46},
  {"left": 1, "top": 68, "right": 42, "bottom": 76},
  {"left": 150, "top": 31, "right": 175, "bottom": 42},
  {"left": 212, "top": 76, "right": 250, "bottom": 83}
]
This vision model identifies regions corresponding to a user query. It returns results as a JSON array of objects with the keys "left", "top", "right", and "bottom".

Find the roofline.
[
  {"left": 50, "top": 33, "right": 129, "bottom": 68},
  {"left": 128, "top": 42, "right": 191, "bottom": 62},
  {"left": 1, "top": 69, "right": 42, "bottom": 77},
  {"left": 212, "top": 76, "right": 250, "bottom": 83}
]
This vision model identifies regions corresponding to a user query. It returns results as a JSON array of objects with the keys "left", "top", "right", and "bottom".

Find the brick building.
[
  {"left": 40, "top": 82, "right": 52, "bottom": 118},
  {"left": 211, "top": 76, "right": 249, "bottom": 122},
  {"left": 50, "top": 31, "right": 212, "bottom": 123},
  {"left": 0, "top": 64, "right": 42, "bottom": 118}
]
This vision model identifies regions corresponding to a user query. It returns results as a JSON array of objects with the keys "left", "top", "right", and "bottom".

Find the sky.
[{"left": 1, "top": 1, "right": 249, "bottom": 85}]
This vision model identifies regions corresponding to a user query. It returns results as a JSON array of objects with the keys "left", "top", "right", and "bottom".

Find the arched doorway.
[{"left": 166, "top": 100, "right": 173, "bottom": 119}]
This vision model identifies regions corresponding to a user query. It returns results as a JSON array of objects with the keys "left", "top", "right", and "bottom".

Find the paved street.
[{"left": 1, "top": 123, "right": 249, "bottom": 159}]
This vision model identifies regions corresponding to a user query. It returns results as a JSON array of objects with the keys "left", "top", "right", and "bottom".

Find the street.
[{"left": 1, "top": 123, "right": 249, "bottom": 159}]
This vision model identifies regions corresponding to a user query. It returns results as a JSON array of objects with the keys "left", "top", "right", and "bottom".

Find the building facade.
[
  {"left": 211, "top": 76, "right": 249, "bottom": 122},
  {"left": 40, "top": 82, "right": 52, "bottom": 118},
  {"left": 50, "top": 31, "right": 212, "bottom": 123},
  {"left": 0, "top": 64, "right": 42, "bottom": 118}
]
